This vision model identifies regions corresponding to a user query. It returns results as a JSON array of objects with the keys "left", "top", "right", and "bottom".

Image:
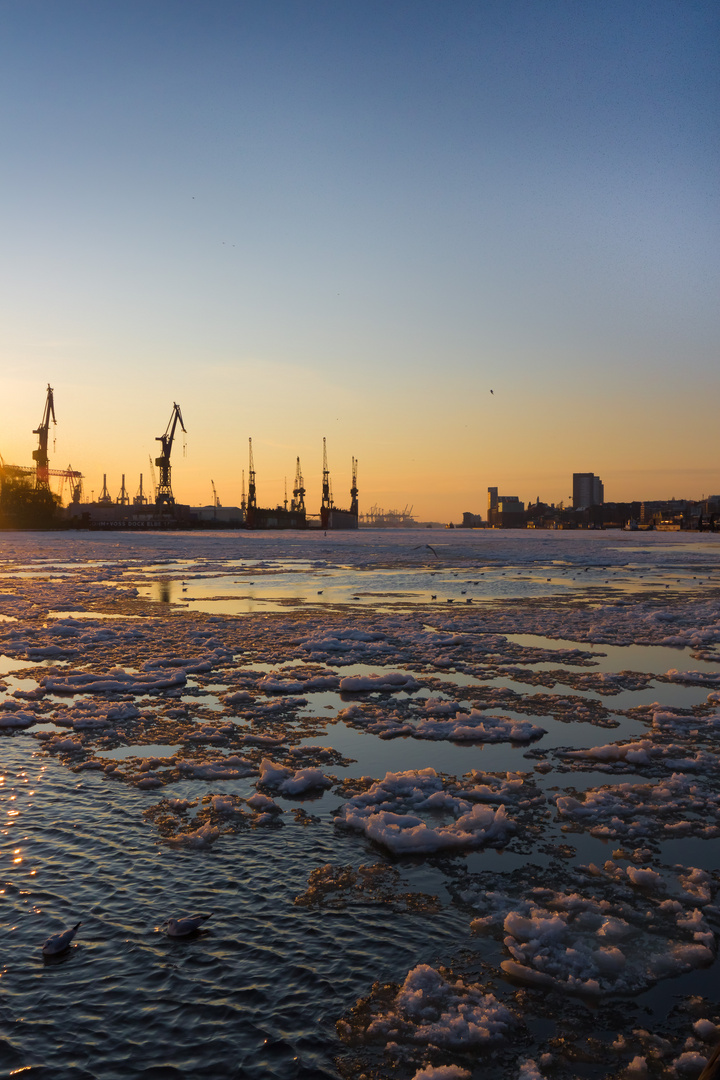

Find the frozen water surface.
[{"left": 0, "top": 529, "right": 719, "bottom": 1079}]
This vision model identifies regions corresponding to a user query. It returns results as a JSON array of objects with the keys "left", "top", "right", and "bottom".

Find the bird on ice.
[
  {"left": 162, "top": 913, "right": 213, "bottom": 937},
  {"left": 41, "top": 921, "right": 81, "bottom": 956}
]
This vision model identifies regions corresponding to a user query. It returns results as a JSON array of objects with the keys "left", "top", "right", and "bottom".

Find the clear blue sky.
[{"left": 0, "top": 0, "right": 717, "bottom": 517}]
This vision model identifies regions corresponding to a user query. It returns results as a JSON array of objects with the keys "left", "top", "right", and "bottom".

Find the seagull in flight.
[
  {"left": 490, "top": 389, "right": 494, "bottom": 395},
  {"left": 42, "top": 921, "right": 81, "bottom": 956},
  {"left": 162, "top": 913, "right": 213, "bottom": 937}
]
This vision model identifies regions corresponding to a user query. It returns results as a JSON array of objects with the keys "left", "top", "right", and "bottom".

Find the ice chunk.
[
  {"left": 365, "top": 964, "right": 515, "bottom": 1048},
  {"left": 337, "top": 769, "right": 515, "bottom": 855}
]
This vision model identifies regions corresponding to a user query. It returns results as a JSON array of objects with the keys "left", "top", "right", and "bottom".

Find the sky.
[{"left": 0, "top": 0, "right": 717, "bottom": 521}]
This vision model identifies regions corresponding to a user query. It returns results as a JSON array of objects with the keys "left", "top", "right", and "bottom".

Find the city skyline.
[{"left": 0, "top": 1, "right": 717, "bottom": 520}]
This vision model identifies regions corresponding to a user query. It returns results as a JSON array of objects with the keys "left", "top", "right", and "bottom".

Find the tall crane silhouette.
[
  {"left": 246, "top": 439, "right": 257, "bottom": 525},
  {"left": 320, "top": 437, "right": 334, "bottom": 528},
  {"left": 322, "top": 436, "right": 333, "bottom": 508},
  {"left": 291, "top": 456, "right": 305, "bottom": 513},
  {"left": 350, "top": 456, "right": 359, "bottom": 516},
  {"left": 32, "top": 384, "right": 56, "bottom": 489},
  {"left": 155, "top": 403, "right": 186, "bottom": 506}
]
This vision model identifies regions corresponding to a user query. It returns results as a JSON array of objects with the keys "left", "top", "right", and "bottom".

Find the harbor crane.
[
  {"left": 291, "top": 456, "right": 305, "bottom": 513},
  {"left": 246, "top": 436, "right": 257, "bottom": 524},
  {"left": 32, "top": 384, "right": 57, "bottom": 489},
  {"left": 59, "top": 465, "right": 82, "bottom": 505},
  {"left": 320, "top": 437, "right": 334, "bottom": 528},
  {"left": 321, "top": 437, "right": 333, "bottom": 513},
  {"left": 98, "top": 474, "right": 112, "bottom": 505},
  {"left": 134, "top": 475, "right": 148, "bottom": 506},
  {"left": 350, "top": 456, "right": 358, "bottom": 516},
  {"left": 247, "top": 439, "right": 257, "bottom": 515},
  {"left": 154, "top": 403, "right": 186, "bottom": 506}
]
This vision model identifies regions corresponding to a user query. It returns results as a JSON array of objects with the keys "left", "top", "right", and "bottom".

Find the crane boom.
[
  {"left": 154, "top": 402, "right": 186, "bottom": 506},
  {"left": 148, "top": 455, "right": 158, "bottom": 501}
]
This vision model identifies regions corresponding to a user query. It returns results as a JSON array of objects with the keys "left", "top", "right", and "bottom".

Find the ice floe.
[
  {"left": 258, "top": 757, "right": 333, "bottom": 795},
  {"left": 339, "top": 963, "right": 516, "bottom": 1049},
  {"left": 554, "top": 773, "right": 720, "bottom": 840},
  {"left": 466, "top": 870, "right": 716, "bottom": 995},
  {"left": 336, "top": 768, "right": 516, "bottom": 854}
]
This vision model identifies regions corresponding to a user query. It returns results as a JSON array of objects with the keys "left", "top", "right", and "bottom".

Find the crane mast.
[
  {"left": 291, "top": 456, "right": 305, "bottom": 513},
  {"left": 154, "top": 402, "right": 186, "bottom": 506},
  {"left": 32, "top": 384, "right": 57, "bottom": 490}
]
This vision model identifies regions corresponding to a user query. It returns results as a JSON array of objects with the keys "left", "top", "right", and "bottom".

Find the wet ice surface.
[{"left": 1, "top": 529, "right": 720, "bottom": 1079}]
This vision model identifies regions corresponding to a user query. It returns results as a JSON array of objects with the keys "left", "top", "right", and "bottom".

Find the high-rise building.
[
  {"left": 573, "top": 473, "right": 604, "bottom": 509},
  {"left": 487, "top": 486, "right": 525, "bottom": 527}
]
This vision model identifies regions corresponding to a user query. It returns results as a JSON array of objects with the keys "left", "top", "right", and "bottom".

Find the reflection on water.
[{"left": 157, "top": 578, "right": 172, "bottom": 604}]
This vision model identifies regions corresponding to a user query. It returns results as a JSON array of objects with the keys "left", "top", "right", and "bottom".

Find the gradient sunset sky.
[{"left": 0, "top": 0, "right": 717, "bottom": 520}]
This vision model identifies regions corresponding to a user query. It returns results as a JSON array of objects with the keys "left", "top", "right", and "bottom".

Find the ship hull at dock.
[{"left": 323, "top": 508, "right": 358, "bottom": 530}]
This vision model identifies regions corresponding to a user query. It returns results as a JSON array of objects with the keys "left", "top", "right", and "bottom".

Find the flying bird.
[
  {"left": 490, "top": 389, "right": 494, "bottom": 394},
  {"left": 42, "top": 922, "right": 81, "bottom": 956},
  {"left": 162, "top": 913, "right": 213, "bottom": 937}
]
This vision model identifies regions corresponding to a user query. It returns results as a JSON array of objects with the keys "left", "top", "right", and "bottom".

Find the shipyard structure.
[{"left": 0, "top": 386, "right": 359, "bottom": 531}]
